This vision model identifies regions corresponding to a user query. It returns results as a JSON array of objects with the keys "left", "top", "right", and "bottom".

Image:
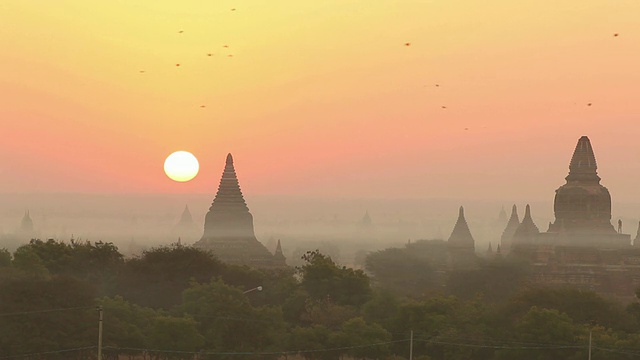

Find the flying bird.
[
  {"left": 139, "top": 70, "right": 145, "bottom": 73},
  {"left": 404, "top": 42, "right": 411, "bottom": 46},
  {"left": 227, "top": 54, "right": 234, "bottom": 57},
  {"left": 231, "top": 8, "right": 236, "bottom": 11},
  {"left": 200, "top": 105, "right": 206, "bottom": 108},
  {"left": 223, "top": 45, "right": 229, "bottom": 48},
  {"left": 207, "top": 53, "right": 213, "bottom": 56},
  {"left": 441, "top": 106, "right": 447, "bottom": 109},
  {"left": 614, "top": 33, "right": 619, "bottom": 37},
  {"left": 435, "top": 84, "right": 440, "bottom": 87},
  {"left": 178, "top": 30, "right": 184, "bottom": 33},
  {"left": 587, "top": 103, "right": 592, "bottom": 106},
  {"left": 176, "top": 63, "right": 181, "bottom": 67}
]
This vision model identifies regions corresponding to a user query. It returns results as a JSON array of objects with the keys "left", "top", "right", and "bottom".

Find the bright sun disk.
[{"left": 164, "top": 151, "right": 199, "bottom": 182}]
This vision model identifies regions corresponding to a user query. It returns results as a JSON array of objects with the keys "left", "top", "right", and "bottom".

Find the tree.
[
  {"left": 148, "top": 316, "right": 205, "bottom": 359},
  {"left": 338, "top": 317, "right": 391, "bottom": 360},
  {"left": 0, "top": 276, "right": 96, "bottom": 359},
  {"left": 494, "top": 307, "right": 583, "bottom": 360},
  {"left": 117, "top": 244, "right": 222, "bottom": 309},
  {"left": 0, "top": 248, "right": 10, "bottom": 267},
  {"left": 181, "top": 278, "right": 286, "bottom": 357},
  {"left": 298, "top": 250, "right": 372, "bottom": 306}
]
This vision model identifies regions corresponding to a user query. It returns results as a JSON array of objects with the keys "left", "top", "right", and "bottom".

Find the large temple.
[
  {"left": 439, "top": 136, "right": 640, "bottom": 301},
  {"left": 194, "top": 154, "right": 287, "bottom": 268},
  {"left": 499, "top": 136, "right": 640, "bottom": 301}
]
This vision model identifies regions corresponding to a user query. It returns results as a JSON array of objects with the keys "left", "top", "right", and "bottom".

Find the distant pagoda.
[
  {"left": 512, "top": 204, "right": 539, "bottom": 245},
  {"left": 447, "top": 206, "right": 475, "bottom": 251},
  {"left": 500, "top": 205, "right": 520, "bottom": 252},
  {"left": 194, "top": 154, "right": 286, "bottom": 267}
]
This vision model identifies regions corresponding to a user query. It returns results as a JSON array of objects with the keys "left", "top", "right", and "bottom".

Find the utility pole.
[
  {"left": 588, "top": 329, "right": 592, "bottom": 360},
  {"left": 409, "top": 330, "right": 413, "bottom": 360},
  {"left": 97, "top": 306, "right": 103, "bottom": 360}
]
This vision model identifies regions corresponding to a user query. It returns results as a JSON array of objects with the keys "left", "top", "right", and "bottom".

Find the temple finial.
[{"left": 226, "top": 153, "right": 233, "bottom": 164}]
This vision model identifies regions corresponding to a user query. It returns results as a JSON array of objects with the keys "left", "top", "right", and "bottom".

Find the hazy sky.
[{"left": 1, "top": 1, "right": 639, "bottom": 202}]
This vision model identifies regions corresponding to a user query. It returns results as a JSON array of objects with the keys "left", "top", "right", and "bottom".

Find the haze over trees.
[{"left": 3, "top": 239, "right": 640, "bottom": 359}]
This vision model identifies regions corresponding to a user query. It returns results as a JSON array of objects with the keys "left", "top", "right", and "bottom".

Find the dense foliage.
[{"left": 2, "top": 239, "right": 640, "bottom": 359}]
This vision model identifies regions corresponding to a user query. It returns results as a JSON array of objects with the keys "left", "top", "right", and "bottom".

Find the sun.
[{"left": 164, "top": 151, "right": 199, "bottom": 182}]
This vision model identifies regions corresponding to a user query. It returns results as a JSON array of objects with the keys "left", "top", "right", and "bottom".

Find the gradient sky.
[{"left": 1, "top": 1, "right": 639, "bottom": 202}]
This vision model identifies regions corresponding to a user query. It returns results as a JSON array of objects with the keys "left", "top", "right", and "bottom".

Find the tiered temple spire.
[
  {"left": 447, "top": 206, "right": 475, "bottom": 250},
  {"left": 512, "top": 204, "right": 539, "bottom": 244},
  {"left": 500, "top": 205, "right": 520, "bottom": 252},
  {"left": 195, "top": 153, "right": 286, "bottom": 267}
]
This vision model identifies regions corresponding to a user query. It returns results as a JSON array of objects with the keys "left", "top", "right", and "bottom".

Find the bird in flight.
[
  {"left": 231, "top": 8, "right": 236, "bottom": 11},
  {"left": 227, "top": 54, "right": 234, "bottom": 57},
  {"left": 614, "top": 33, "right": 619, "bottom": 37},
  {"left": 178, "top": 30, "right": 184, "bottom": 34},
  {"left": 587, "top": 103, "right": 592, "bottom": 106},
  {"left": 200, "top": 105, "right": 206, "bottom": 108},
  {"left": 207, "top": 53, "right": 213, "bottom": 56},
  {"left": 435, "top": 84, "right": 440, "bottom": 87},
  {"left": 139, "top": 70, "right": 145, "bottom": 73},
  {"left": 176, "top": 63, "right": 181, "bottom": 67},
  {"left": 404, "top": 42, "right": 411, "bottom": 46},
  {"left": 223, "top": 45, "right": 229, "bottom": 48}
]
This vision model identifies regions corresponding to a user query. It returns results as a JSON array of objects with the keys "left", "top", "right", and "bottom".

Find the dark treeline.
[{"left": 2, "top": 239, "right": 640, "bottom": 359}]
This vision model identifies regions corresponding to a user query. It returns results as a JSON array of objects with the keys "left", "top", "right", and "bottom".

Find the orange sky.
[{"left": 1, "top": 1, "right": 639, "bottom": 202}]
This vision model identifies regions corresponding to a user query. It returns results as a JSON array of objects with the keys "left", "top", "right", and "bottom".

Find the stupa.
[
  {"left": 447, "top": 206, "right": 475, "bottom": 251},
  {"left": 194, "top": 154, "right": 286, "bottom": 267}
]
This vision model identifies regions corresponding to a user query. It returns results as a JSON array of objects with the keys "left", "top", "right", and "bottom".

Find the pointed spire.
[
  {"left": 513, "top": 204, "right": 539, "bottom": 244},
  {"left": 496, "top": 244, "right": 502, "bottom": 254},
  {"left": 273, "top": 239, "right": 286, "bottom": 264},
  {"left": 500, "top": 205, "right": 520, "bottom": 251},
  {"left": 634, "top": 221, "right": 640, "bottom": 246},
  {"left": 21, "top": 210, "right": 34, "bottom": 232},
  {"left": 498, "top": 206, "right": 507, "bottom": 223},
  {"left": 361, "top": 210, "right": 373, "bottom": 228},
  {"left": 487, "top": 242, "right": 493, "bottom": 254},
  {"left": 566, "top": 136, "right": 600, "bottom": 182},
  {"left": 210, "top": 153, "right": 249, "bottom": 212},
  {"left": 178, "top": 205, "right": 193, "bottom": 225},
  {"left": 447, "top": 206, "right": 475, "bottom": 250}
]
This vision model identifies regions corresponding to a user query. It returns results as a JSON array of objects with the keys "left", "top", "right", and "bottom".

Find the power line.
[
  {"left": 105, "top": 339, "right": 409, "bottom": 356},
  {"left": 0, "top": 305, "right": 95, "bottom": 317},
  {"left": 0, "top": 346, "right": 95, "bottom": 359}
]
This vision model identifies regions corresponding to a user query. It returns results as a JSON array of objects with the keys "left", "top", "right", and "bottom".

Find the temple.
[
  {"left": 447, "top": 206, "right": 475, "bottom": 251},
  {"left": 496, "top": 136, "right": 639, "bottom": 301},
  {"left": 194, "top": 154, "right": 287, "bottom": 268},
  {"left": 500, "top": 205, "right": 520, "bottom": 252}
]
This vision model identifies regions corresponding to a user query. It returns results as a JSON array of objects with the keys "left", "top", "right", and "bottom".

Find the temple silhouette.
[
  {"left": 194, "top": 154, "right": 286, "bottom": 267},
  {"left": 500, "top": 136, "right": 639, "bottom": 300},
  {"left": 440, "top": 136, "right": 640, "bottom": 300}
]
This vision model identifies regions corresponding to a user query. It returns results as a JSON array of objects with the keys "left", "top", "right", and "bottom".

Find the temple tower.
[
  {"left": 177, "top": 205, "right": 193, "bottom": 227},
  {"left": 447, "top": 206, "right": 475, "bottom": 250},
  {"left": 195, "top": 154, "right": 285, "bottom": 267},
  {"left": 500, "top": 205, "right": 520, "bottom": 252},
  {"left": 512, "top": 204, "right": 540, "bottom": 245},
  {"left": 273, "top": 239, "right": 286, "bottom": 264},
  {"left": 546, "top": 136, "right": 629, "bottom": 246},
  {"left": 21, "top": 211, "right": 34, "bottom": 232},
  {"left": 549, "top": 136, "right": 615, "bottom": 234}
]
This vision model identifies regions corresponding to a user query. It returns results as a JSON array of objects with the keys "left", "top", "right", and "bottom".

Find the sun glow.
[{"left": 164, "top": 151, "right": 199, "bottom": 182}]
